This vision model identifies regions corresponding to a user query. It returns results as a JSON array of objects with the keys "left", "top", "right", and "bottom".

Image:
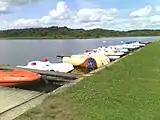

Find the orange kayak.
[{"left": 0, "top": 69, "right": 41, "bottom": 87}]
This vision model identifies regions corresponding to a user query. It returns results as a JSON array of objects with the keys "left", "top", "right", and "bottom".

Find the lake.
[{"left": 0, "top": 36, "right": 159, "bottom": 66}]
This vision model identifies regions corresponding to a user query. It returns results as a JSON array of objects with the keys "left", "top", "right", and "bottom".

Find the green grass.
[{"left": 15, "top": 41, "right": 160, "bottom": 120}]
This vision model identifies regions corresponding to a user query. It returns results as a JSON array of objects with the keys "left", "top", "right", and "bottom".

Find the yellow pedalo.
[
  {"left": 62, "top": 50, "right": 110, "bottom": 69},
  {"left": 62, "top": 54, "right": 97, "bottom": 69},
  {"left": 84, "top": 50, "right": 110, "bottom": 68}
]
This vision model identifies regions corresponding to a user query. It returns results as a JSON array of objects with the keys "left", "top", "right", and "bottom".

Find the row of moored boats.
[{"left": 0, "top": 41, "right": 151, "bottom": 87}]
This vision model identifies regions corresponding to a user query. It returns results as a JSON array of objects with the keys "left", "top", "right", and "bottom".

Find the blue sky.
[{"left": 0, "top": 0, "right": 160, "bottom": 30}]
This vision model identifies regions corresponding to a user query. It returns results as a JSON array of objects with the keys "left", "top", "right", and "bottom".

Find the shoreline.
[{"left": 0, "top": 35, "right": 159, "bottom": 40}]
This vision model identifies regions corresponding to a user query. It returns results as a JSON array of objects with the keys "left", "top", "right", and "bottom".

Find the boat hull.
[
  {"left": 0, "top": 70, "right": 41, "bottom": 87},
  {"left": 93, "top": 47, "right": 125, "bottom": 57},
  {"left": 108, "top": 55, "right": 120, "bottom": 60},
  {"left": 106, "top": 52, "right": 124, "bottom": 56},
  {"left": 17, "top": 61, "right": 74, "bottom": 73},
  {"left": 0, "top": 79, "right": 41, "bottom": 87}
]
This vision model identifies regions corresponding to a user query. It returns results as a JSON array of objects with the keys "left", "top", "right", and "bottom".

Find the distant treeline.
[{"left": 0, "top": 26, "right": 159, "bottom": 39}]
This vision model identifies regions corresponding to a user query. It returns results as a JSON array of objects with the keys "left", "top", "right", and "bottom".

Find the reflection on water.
[{"left": 0, "top": 36, "right": 159, "bottom": 66}]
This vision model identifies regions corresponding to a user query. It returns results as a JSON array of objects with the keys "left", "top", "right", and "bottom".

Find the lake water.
[{"left": 0, "top": 36, "right": 159, "bottom": 66}]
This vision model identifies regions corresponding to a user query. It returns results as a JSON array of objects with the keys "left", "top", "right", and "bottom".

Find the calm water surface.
[{"left": 0, "top": 36, "right": 159, "bottom": 66}]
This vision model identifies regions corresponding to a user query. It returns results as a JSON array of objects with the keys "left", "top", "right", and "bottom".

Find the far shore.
[
  {"left": 0, "top": 26, "right": 159, "bottom": 40},
  {"left": 0, "top": 35, "right": 159, "bottom": 40}
]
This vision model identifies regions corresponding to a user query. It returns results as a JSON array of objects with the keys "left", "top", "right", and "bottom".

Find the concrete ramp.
[{"left": 0, "top": 86, "right": 46, "bottom": 120}]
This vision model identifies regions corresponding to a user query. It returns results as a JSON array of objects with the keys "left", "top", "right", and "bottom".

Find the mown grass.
[{"left": 15, "top": 41, "right": 160, "bottom": 120}]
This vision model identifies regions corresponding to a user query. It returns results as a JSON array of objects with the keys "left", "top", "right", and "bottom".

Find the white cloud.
[
  {"left": 0, "top": 0, "right": 42, "bottom": 14},
  {"left": 1, "top": 1, "right": 119, "bottom": 30},
  {"left": 39, "top": 16, "right": 54, "bottom": 26},
  {"left": 130, "top": 5, "right": 152, "bottom": 17},
  {"left": 40, "top": 2, "right": 119, "bottom": 29},
  {"left": 75, "top": 8, "right": 118, "bottom": 23},
  {"left": 150, "top": 15, "right": 160, "bottom": 26},
  {"left": 12, "top": 18, "right": 39, "bottom": 28},
  {"left": 0, "top": 1, "right": 160, "bottom": 31},
  {"left": 49, "top": 1, "right": 72, "bottom": 20},
  {"left": 0, "top": 1, "right": 9, "bottom": 13},
  {"left": 155, "top": 5, "right": 160, "bottom": 12}
]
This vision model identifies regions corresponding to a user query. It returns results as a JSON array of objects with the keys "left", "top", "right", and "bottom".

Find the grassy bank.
[{"left": 15, "top": 41, "right": 160, "bottom": 120}]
